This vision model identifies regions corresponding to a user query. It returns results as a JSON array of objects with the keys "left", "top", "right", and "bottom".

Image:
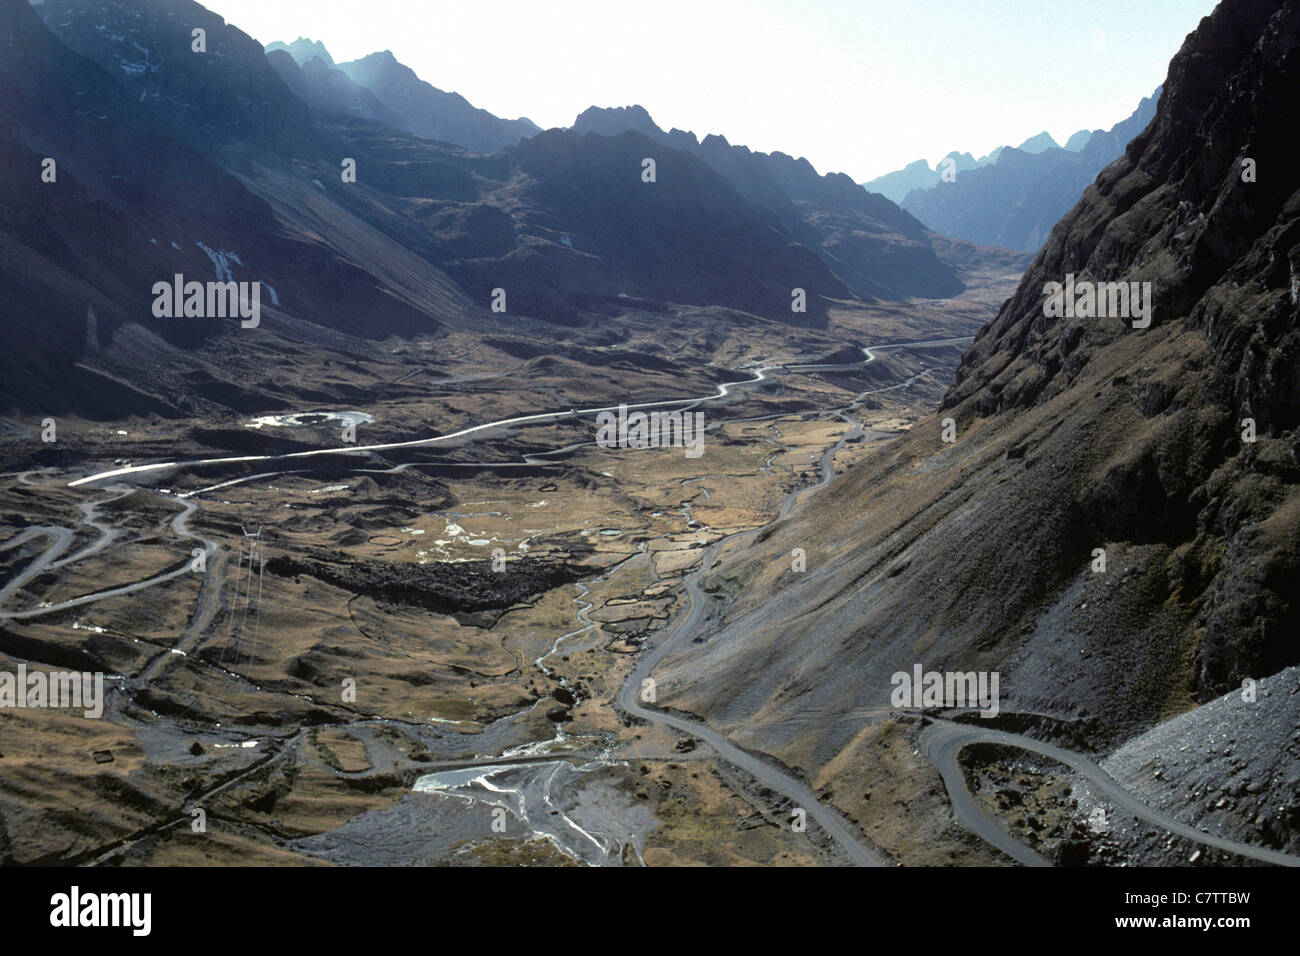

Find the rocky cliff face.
[
  {"left": 943, "top": 0, "right": 1299, "bottom": 696},
  {"left": 653, "top": 0, "right": 1299, "bottom": 852}
]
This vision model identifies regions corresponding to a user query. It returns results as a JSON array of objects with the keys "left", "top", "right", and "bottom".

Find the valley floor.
[
  {"left": 2, "top": 284, "right": 1289, "bottom": 867},
  {"left": 0, "top": 301, "right": 978, "bottom": 865}
]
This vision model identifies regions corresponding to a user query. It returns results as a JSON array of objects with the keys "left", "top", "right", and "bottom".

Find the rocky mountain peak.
[{"left": 265, "top": 36, "right": 334, "bottom": 67}]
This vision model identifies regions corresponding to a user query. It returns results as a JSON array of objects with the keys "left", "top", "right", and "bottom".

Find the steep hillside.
[
  {"left": 2, "top": 0, "right": 463, "bottom": 418},
  {"left": 5, "top": 0, "right": 900, "bottom": 418},
  {"left": 652, "top": 0, "right": 1299, "bottom": 854},
  {"left": 572, "top": 104, "right": 964, "bottom": 300},
  {"left": 266, "top": 37, "right": 540, "bottom": 154},
  {"left": 462, "top": 128, "right": 854, "bottom": 324},
  {"left": 31, "top": 0, "right": 321, "bottom": 155},
  {"left": 267, "top": 48, "right": 393, "bottom": 125}
]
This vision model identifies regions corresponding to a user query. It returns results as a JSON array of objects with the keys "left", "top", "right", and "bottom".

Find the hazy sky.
[{"left": 202, "top": 0, "right": 1218, "bottom": 182}]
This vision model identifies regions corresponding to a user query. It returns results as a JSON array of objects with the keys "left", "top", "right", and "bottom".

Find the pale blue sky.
[{"left": 203, "top": 0, "right": 1218, "bottom": 182}]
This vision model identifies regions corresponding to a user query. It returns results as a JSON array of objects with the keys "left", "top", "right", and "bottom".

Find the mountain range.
[
  {"left": 264, "top": 45, "right": 976, "bottom": 302},
  {"left": 861, "top": 130, "right": 1087, "bottom": 204},
  {"left": 895, "top": 89, "right": 1162, "bottom": 252},
  {"left": 267, "top": 38, "right": 542, "bottom": 154},
  {"left": 569, "top": 104, "right": 966, "bottom": 300},
  {"left": 2, "top": 0, "right": 1008, "bottom": 421}
]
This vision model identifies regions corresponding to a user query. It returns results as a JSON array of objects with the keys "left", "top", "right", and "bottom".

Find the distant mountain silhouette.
[
  {"left": 267, "top": 47, "right": 393, "bottom": 125},
  {"left": 1063, "top": 128, "right": 1092, "bottom": 151},
  {"left": 859, "top": 151, "right": 984, "bottom": 204},
  {"left": 572, "top": 104, "right": 964, "bottom": 299},
  {"left": 1016, "top": 131, "right": 1060, "bottom": 154},
  {"left": 862, "top": 118, "right": 1137, "bottom": 208},
  {"left": 860, "top": 134, "right": 1063, "bottom": 205},
  {"left": 265, "top": 37, "right": 540, "bottom": 154},
  {"left": 265, "top": 36, "right": 334, "bottom": 67},
  {"left": 335, "top": 49, "right": 540, "bottom": 153},
  {"left": 900, "top": 89, "right": 1161, "bottom": 251},
  {"left": 862, "top": 121, "right": 1143, "bottom": 207}
]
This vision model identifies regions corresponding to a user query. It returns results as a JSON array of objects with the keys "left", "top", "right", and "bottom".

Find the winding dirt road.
[
  {"left": 66, "top": 338, "right": 971, "bottom": 489},
  {"left": 923, "top": 718, "right": 1300, "bottom": 867},
  {"left": 0, "top": 493, "right": 215, "bottom": 621}
]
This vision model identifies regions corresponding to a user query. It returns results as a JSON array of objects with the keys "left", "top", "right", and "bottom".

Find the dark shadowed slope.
[
  {"left": 6, "top": 0, "right": 896, "bottom": 418},
  {"left": 572, "top": 104, "right": 965, "bottom": 300}
]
